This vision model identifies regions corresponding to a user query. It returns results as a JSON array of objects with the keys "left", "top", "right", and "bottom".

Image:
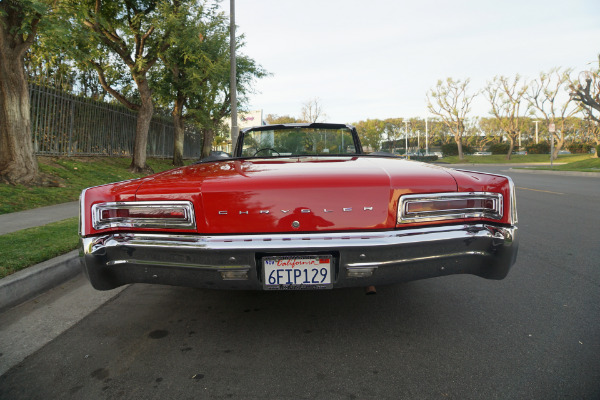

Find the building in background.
[
  {"left": 225, "top": 110, "right": 264, "bottom": 131},
  {"left": 217, "top": 110, "right": 264, "bottom": 153}
]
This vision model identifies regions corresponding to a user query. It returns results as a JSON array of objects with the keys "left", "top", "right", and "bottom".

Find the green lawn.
[
  {"left": 525, "top": 157, "right": 600, "bottom": 172},
  {"left": 0, "top": 218, "right": 79, "bottom": 279},
  {"left": 0, "top": 157, "right": 182, "bottom": 215},
  {"left": 438, "top": 154, "right": 591, "bottom": 164}
]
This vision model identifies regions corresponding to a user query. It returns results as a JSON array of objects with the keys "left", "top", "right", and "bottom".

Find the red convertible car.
[{"left": 79, "top": 123, "right": 518, "bottom": 291}]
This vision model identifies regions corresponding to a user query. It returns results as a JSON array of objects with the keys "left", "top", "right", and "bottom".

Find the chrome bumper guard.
[{"left": 80, "top": 224, "right": 518, "bottom": 290}]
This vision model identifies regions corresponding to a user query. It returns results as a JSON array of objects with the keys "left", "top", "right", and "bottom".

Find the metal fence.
[{"left": 28, "top": 84, "right": 203, "bottom": 158}]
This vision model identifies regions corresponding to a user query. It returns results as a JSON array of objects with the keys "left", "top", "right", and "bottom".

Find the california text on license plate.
[{"left": 263, "top": 255, "right": 333, "bottom": 290}]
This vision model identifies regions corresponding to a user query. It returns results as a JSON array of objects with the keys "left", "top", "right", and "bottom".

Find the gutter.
[{"left": 0, "top": 250, "right": 80, "bottom": 313}]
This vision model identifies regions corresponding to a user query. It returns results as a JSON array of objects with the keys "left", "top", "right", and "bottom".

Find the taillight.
[
  {"left": 91, "top": 201, "right": 196, "bottom": 230},
  {"left": 398, "top": 192, "right": 503, "bottom": 224}
]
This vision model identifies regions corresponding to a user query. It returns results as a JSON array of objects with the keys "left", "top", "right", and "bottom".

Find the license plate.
[{"left": 263, "top": 255, "right": 333, "bottom": 290}]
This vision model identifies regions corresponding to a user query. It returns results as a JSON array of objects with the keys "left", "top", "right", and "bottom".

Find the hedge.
[
  {"left": 441, "top": 142, "right": 474, "bottom": 156},
  {"left": 526, "top": 142, "right": 550, "bottom": 154},
  {"left": 410, "top": 155, "right": 439, "bottom": 162},
  {"left": 567, "top": 143, "right": 593, "bottom": 154},
  {"left": 489, "top": 143, "right": 510, "bottom": 155}
]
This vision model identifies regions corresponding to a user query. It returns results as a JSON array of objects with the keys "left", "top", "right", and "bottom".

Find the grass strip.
[
  {"left": 524, "top": 157, "right": 600, "bottom": 172},
  {"left": 438, "top": 154, "right": 591, "bottom": 164},
  {"left": 0, "top": 218, "right": 79, "bottom": 279}
]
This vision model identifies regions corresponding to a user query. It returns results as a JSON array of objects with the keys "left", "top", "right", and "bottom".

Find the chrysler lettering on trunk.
[{"left": 217, "top": 207, "right": 374, "bottom": 215}]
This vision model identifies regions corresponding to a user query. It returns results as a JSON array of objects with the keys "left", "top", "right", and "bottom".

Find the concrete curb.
[{"left": 0, "top": 250, "right": 81, "bottom": 313}]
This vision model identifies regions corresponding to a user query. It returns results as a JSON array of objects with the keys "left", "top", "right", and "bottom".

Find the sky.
[{"left": 224, "top": 0, "right": 600, "bottom": 124}]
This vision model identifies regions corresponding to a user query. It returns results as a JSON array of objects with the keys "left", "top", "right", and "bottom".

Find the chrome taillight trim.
[
  {"left": 397, "top": 192, "right": 503, "bottom": 224},
  {"left": 79, "top": 188, "right": 88, "bottom": 236},
  {"left": 507, "top": 176, "right": 518, "bottom": 224},
  {"left": 91, "top": 201, "right": 196, "bottom": 230}
]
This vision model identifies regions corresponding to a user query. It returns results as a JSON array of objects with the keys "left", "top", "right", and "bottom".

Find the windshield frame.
[{"left": 234, "top": 123, "right": 363, "bottom": 158}]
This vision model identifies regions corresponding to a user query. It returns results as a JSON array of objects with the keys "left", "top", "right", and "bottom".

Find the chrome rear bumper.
[{"left": 80, "top": 224, "right": 518, "bottom": 290}]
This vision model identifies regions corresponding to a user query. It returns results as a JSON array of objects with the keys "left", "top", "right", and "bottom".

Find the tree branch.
[{"left": 90, "top": 61, "right": 140, "bottom": 111}]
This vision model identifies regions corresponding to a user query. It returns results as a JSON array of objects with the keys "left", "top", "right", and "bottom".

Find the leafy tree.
[
  {"left": 0, "top": 0, "right": 56, "bottom": 184},
  {"left": 472, "top": 117, "right": 501, "bottom": 150},
  {"left": 265, "top": 114, "right": 301, "bottom": 124},
  {"left": 484, "top": 75, "right": 529, "bottom": 159},
  {"left": 427, "top": 78, "right": 477, "bottom": 160},
  {"left": 353, "top": 119, "right": 385, "bottom": 152},
  {"left": 424, "top": 117, "right": 449, "bottom": 146},
  {"left": 62, "top": 0, "right": 174, "bottom": 173},
  {"left": 185, "top": 40, "right": 265, "bottom": 159},
  {"left": 153, "top": 1, "right": 225, "bottom": 165},
  {"left": 526, "top": 68, "right": 580, "bottom": 159},
  {"left": 383, "top": 118, "right": 404, "bottom": 152},
  {"left": 24, "top": 21, "right": 107, "bottom": 99}
]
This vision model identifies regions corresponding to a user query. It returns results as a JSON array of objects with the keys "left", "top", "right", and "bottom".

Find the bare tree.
[
  {"left": 300, "top": 98, "right": 327, "bottom": 123},
  {"left": 484, "top": 75, "right": 529, "bottom": 159},
  {"left": 526, "top": 68, "right": 580, "bottom": 159},
  {"left": 570, "top": 56, "right": 600, "bottom": 155},
  {"left": 427, "top": 78, "right": 477, "bottom": 160}
]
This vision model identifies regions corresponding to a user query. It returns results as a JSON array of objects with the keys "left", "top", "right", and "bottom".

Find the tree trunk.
[
  {"left": 201, "top": 128, "right": 214, "bottom": 159},
  {"left": 505, "top": 136, "right": 515, "bottom": 160},
  {"left": 455, "top": 137, "right": 464, "bottom": 159},
  {"left": 172, "top": 97, "right": 185, "bottom": 166},
  {"left": 0, "top": 30, "right": 39, "bottom": 185},
  {"left": 129, "top": 78, "right": 154, "bottom": 174},
  {"left": 552, "top": 133, "right": 565, "bottom": 160},
  {"left": 455, "top": 120, "right": 464, "bottom": 160}
]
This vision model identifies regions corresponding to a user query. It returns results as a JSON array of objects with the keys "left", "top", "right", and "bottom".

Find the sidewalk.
[
  {"left": 0, "top": 201, "right": 79, "bottom": 235},
  {"left": 0, "top": 202, "right": 126, "bottom": 375},
  {"left": 0, "top": 201, "right": 80, "bottom": 312}
]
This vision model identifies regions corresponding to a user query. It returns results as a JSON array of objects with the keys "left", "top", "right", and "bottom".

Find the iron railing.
[{"left": 27, "top": 84, "right": 203, "bottom": 158}]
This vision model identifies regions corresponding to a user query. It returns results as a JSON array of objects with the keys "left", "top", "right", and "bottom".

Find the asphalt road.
[{"left": 1, "top": 166, "right": 599, "bottom": 399}]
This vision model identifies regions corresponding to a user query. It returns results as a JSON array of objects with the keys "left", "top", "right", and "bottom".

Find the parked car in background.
[
  {"left": 80, "top": 123, "right": 518, "bottom": 291},
  {"left": 473, "top": 151, "right": 492, "bottom": 156}
]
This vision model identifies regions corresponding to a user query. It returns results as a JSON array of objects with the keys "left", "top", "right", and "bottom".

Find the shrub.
[
  {"left": 596, "top": 144, "right": 600, "bottom": 157},
  {"left": 526, "top": 142, "right": 550, "bottom": 154},
  {"left": 411, "top": 155, "right": 439, "bottom": 162},
  {"left": 441, "top": 142, "right": 474, "bottom": 157},
  {"left": 567, "top": 143, "right": 592, "bottom": 154},
  {"left": 489, "top": 142, "right": 510, "bottom": 155}
]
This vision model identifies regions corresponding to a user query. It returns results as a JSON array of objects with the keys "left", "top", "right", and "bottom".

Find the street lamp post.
[
  {"left": 533, "top": 120, "right": 540, "bottom": 144},
  {"left": 425, "top": 118, "right": 429, "bottom": 155},
  {"left": 549, "top": 122, "right": 556, "bottom": 168},
  {"left": 229, "top": 0, "right": 239, "bottom": 152},
  {"left": 406, "top": 121, "right": 409, "bottom": 155}
]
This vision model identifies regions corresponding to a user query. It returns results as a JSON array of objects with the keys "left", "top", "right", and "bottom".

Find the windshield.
[{"left": 240, "top": 127, "right": 357, "bottom": 158}]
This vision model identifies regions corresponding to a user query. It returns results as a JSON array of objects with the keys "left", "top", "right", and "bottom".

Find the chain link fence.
[{"left": 28, "top": 84, "right": 203, "bottom": 158}]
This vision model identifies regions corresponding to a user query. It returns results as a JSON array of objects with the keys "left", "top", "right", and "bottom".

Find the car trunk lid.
[{"left": 135, "top": 157, "right": 458, "bottom": 234}]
